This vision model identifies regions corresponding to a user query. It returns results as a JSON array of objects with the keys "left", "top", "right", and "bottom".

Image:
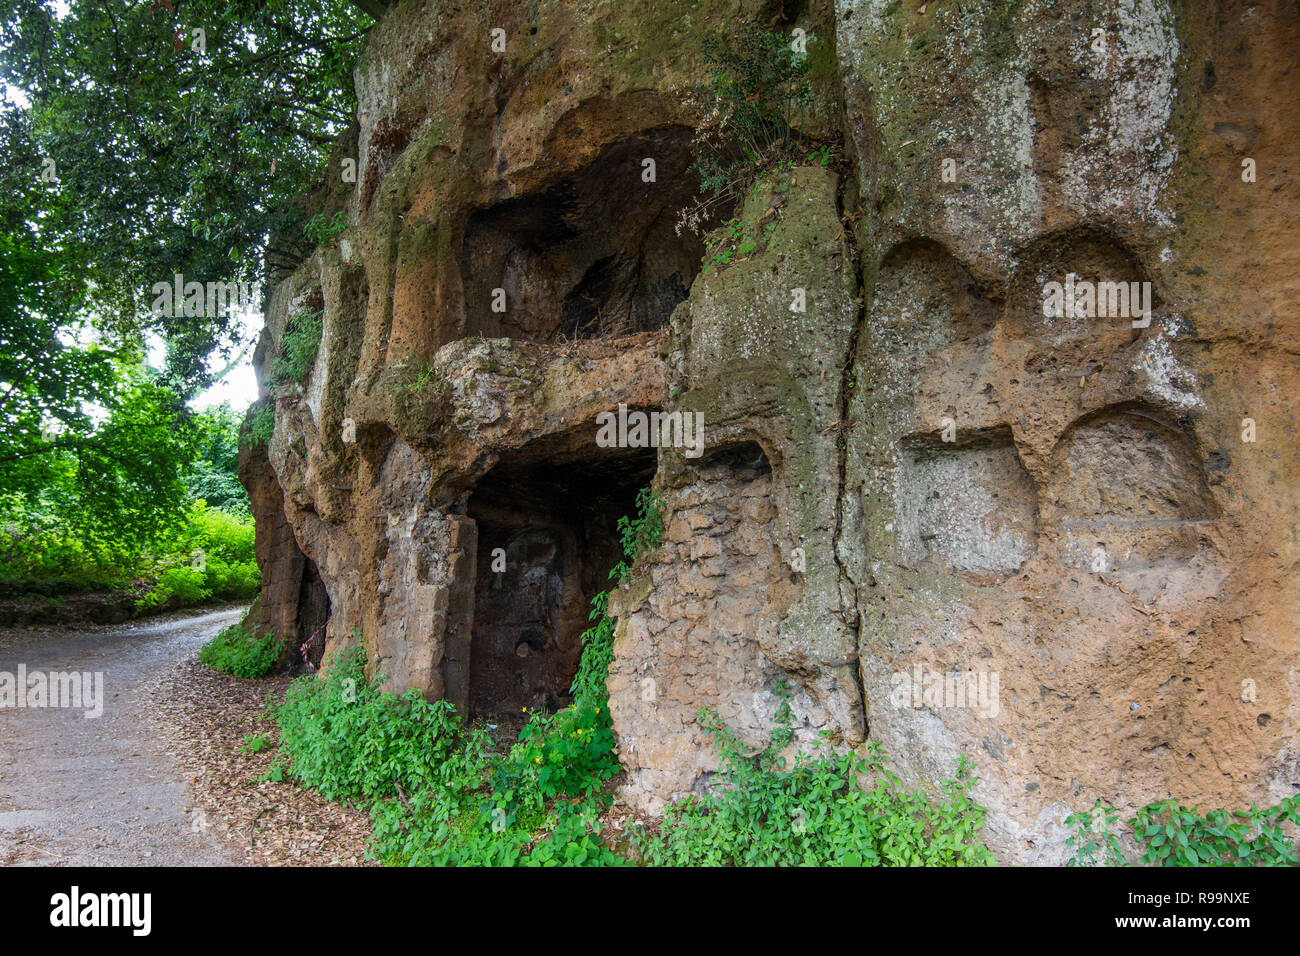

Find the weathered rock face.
[{"left": 242, "top": 0, "right": 1300, "bottom": 862}]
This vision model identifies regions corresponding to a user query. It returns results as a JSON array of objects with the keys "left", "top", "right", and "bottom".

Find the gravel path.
[{"left": 0, "top": 606, "right": 246, "bottom": 866}]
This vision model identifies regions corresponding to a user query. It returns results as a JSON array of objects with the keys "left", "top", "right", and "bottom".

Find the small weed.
[{"left": 241, "top": 732, "right": 272, "bottom": 754}]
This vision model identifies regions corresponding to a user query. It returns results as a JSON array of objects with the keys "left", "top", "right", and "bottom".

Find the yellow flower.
[
  {"left": 522, "top": 706, "right": 527, "bottom": 712},
  {"left": 535, "top": 756, "right": 542, "bottom": 763}
]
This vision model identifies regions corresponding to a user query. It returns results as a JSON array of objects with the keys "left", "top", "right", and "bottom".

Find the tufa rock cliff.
[{"left": 238, "top": 0, "right": 1300, "bottom": 863}]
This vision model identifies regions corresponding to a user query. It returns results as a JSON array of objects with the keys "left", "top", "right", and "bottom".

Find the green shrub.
[
  {"left": 303, "top": 211, "right": 348, "bottom": 245},
  {"left": 270, "top": 489, "right": 670, "bottom": 866},
  {"left": 199, "top": 623, "right": 281, "bottom": 678},
  {"left": 631, "top": 684, "right": 996, "bottom": 866},
  {"left": 682, "top": 25, "right": 815, "bottom": 227},
  {"left": 1068, "top": 795, "right": 1300, "bottom": 866},
  {"left": 265, "top": 645, "right": 480, "bottom": 802},
  {"left": 135, "top": 500, "right": 259, "bottom": 609},
  {"left": 241, "top": 402, "right": 275, "bottom": 449},
  {"left": 144, "top": 565, "right": 212, "bottom": 608},
  {"left": 272, "top": 309, "right": 324, "bottom": 385}
]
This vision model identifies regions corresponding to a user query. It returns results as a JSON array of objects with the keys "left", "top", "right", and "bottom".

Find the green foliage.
[
  {"left": 2, "top": 208, "right": 252, "bottom": 603},
  {"left": 632, "top": 685, "right": 996, "bottom": 867},
  {"left": 1066, "top": 795, "right": 1300, "bottom": 866},
  {"left": 685, "top": 25, "right": 814, "bottom": 217},
  {"left": 182, "top": 402, "right": 249, "bottom": 513},
  {"left": 266, "top": 482, "right": 995, "bottom": 868},
  {"left": 134, "top": 500, "right": 260, "bottom": 609},
  {"left": 304, "top": 211, "right": 349, "bottom": 245},
  {"left": 266, "top": 645, "right": 480, "bottom": 802},
  {"left": 568, "top": 486, "right": 665, "bottom": 710},
  {"left": 0, "top": 1, "right": 375, "bottom": 389},
  {"left": 268, "top": 490, "right": 670, "bottom": 866},
  {"left": 242, "top": 402, "right": 276, "bottom": 450},
  {"left": 1133, "top": 797, "right": 1300, "bottom": 866},
  {"left": 2, "top": 495, "right": 258, "bottom": 606},
  {"left": 241, "top": 732, "right": 272, "bottom": 754},
  {"left": 806, "top": 144, "right": 831, "bottom": 166},
  {"left": 1065, "top": 800, "right": 1125, "bottom": 867},
  {"left": 199, "top": 623, "right": 281, "bottom": 679},
  {"left": 272, "top": 309, "right": 324, "bottom": 385}
]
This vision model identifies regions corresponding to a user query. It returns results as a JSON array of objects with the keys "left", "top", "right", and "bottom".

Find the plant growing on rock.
[
  {"left": 303, "top": 211, "right": 349, "bottom": 246},
  {"left": 240, "top": 402, "right": 276, "bottom": 450},
  {"left": 1065, "top": 794, "right": 1300, "bottom": 866},
  {"left": 272, "top": 308, "right": 324, "bottom": 385},
  {"left": 679, "top": 25, "right": 816, "bottom": 234},
  {"left": 631, "top": 687, "right": 996, "bottom": 867}
]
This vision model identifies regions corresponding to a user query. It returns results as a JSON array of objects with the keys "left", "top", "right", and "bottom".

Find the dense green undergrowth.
[
  {"left": 632, "top": 691, "right": 994, "bottom": 867},
  {"left": 2, "top": 498, "right": 259, "bottom": 609},
  {"left": 200, "top": 622, "right": 281, "bottom": 679},
  {"left": 2, "top": 399, "right": 259, "bottom": 613},
  {"left": 257, "top": 488, "right": 999, "bottom": 866}
]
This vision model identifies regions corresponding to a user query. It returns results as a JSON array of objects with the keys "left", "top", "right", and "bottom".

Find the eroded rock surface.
[{"left": 241, "top": 0, "right": 1300, "bottom": 862}]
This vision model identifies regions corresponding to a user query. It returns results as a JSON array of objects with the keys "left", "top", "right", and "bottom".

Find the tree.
[{"left": 0, "top": 0, "right": 374, "bottom": 391}]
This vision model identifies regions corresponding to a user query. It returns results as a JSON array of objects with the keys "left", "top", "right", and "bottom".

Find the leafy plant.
[
  {"left": 807, "top": 144, "right": 831, "bottom": 166},
  {"left": 1066, "top": 800, "right": 1125, "bottom": 867},
  {"left": 632, "top": 683, "right": 996, "bottom": 867},
  {"left": 241, "top": 732, "right": 272, "bottom": 754},
  {"left": 241, "top": 402, "right": 276, "bottom": 450},
  {"left": 1065, "top": 794, "right": 1300, "bottom": 866},
  {"left": 265, "top": 644, "right": 478, "bottom": 802},
  {"left": 272, "top": 309, "right": 324, "bottom": 384},
  {"left": 265, "top": 490, "right": 669, "bottom": 866},
  {"left": 1131, "top": 796, "right": 1300, "bottom": 866},
  {"left": 679, "top": 25, "right": 816, "bottom": 232},
  {"left": 199, "top": 623, "right": 281, "bottom": 678},
  {"left": 567, "top": 487, "right": 665, "bottom": 710},
  {"left": 303, "top": 211, "right": 349, "bottom": 245}
]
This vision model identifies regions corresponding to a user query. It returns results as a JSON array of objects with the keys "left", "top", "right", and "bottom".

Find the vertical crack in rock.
[{"left": 832, "top": 164, "right": 871, "bottom": 732}]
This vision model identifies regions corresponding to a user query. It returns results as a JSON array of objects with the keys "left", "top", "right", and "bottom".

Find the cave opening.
[
  {"left": 463, "top": 445, "right": 657, "bottom": 720},
  {"left": 295, "top": 557, "right": 331, "bottom": 672},
  {"left": 458, "top": 128, "right": 708, "bottom": 343}
]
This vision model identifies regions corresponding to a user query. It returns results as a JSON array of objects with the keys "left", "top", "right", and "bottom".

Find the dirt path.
[{"left": 0, "top": 606, "right": 246, "bottom": 866}]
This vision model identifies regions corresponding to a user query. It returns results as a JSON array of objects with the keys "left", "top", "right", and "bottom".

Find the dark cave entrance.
[
  {"left": 464, "top": 446, "right": 657, "bottom": 719},
  {"left": 458, "top": 128, "right": 709, "bottom": 343},
  {"left": 296, "top": 557, "right": 331, "bottom": 672}
]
